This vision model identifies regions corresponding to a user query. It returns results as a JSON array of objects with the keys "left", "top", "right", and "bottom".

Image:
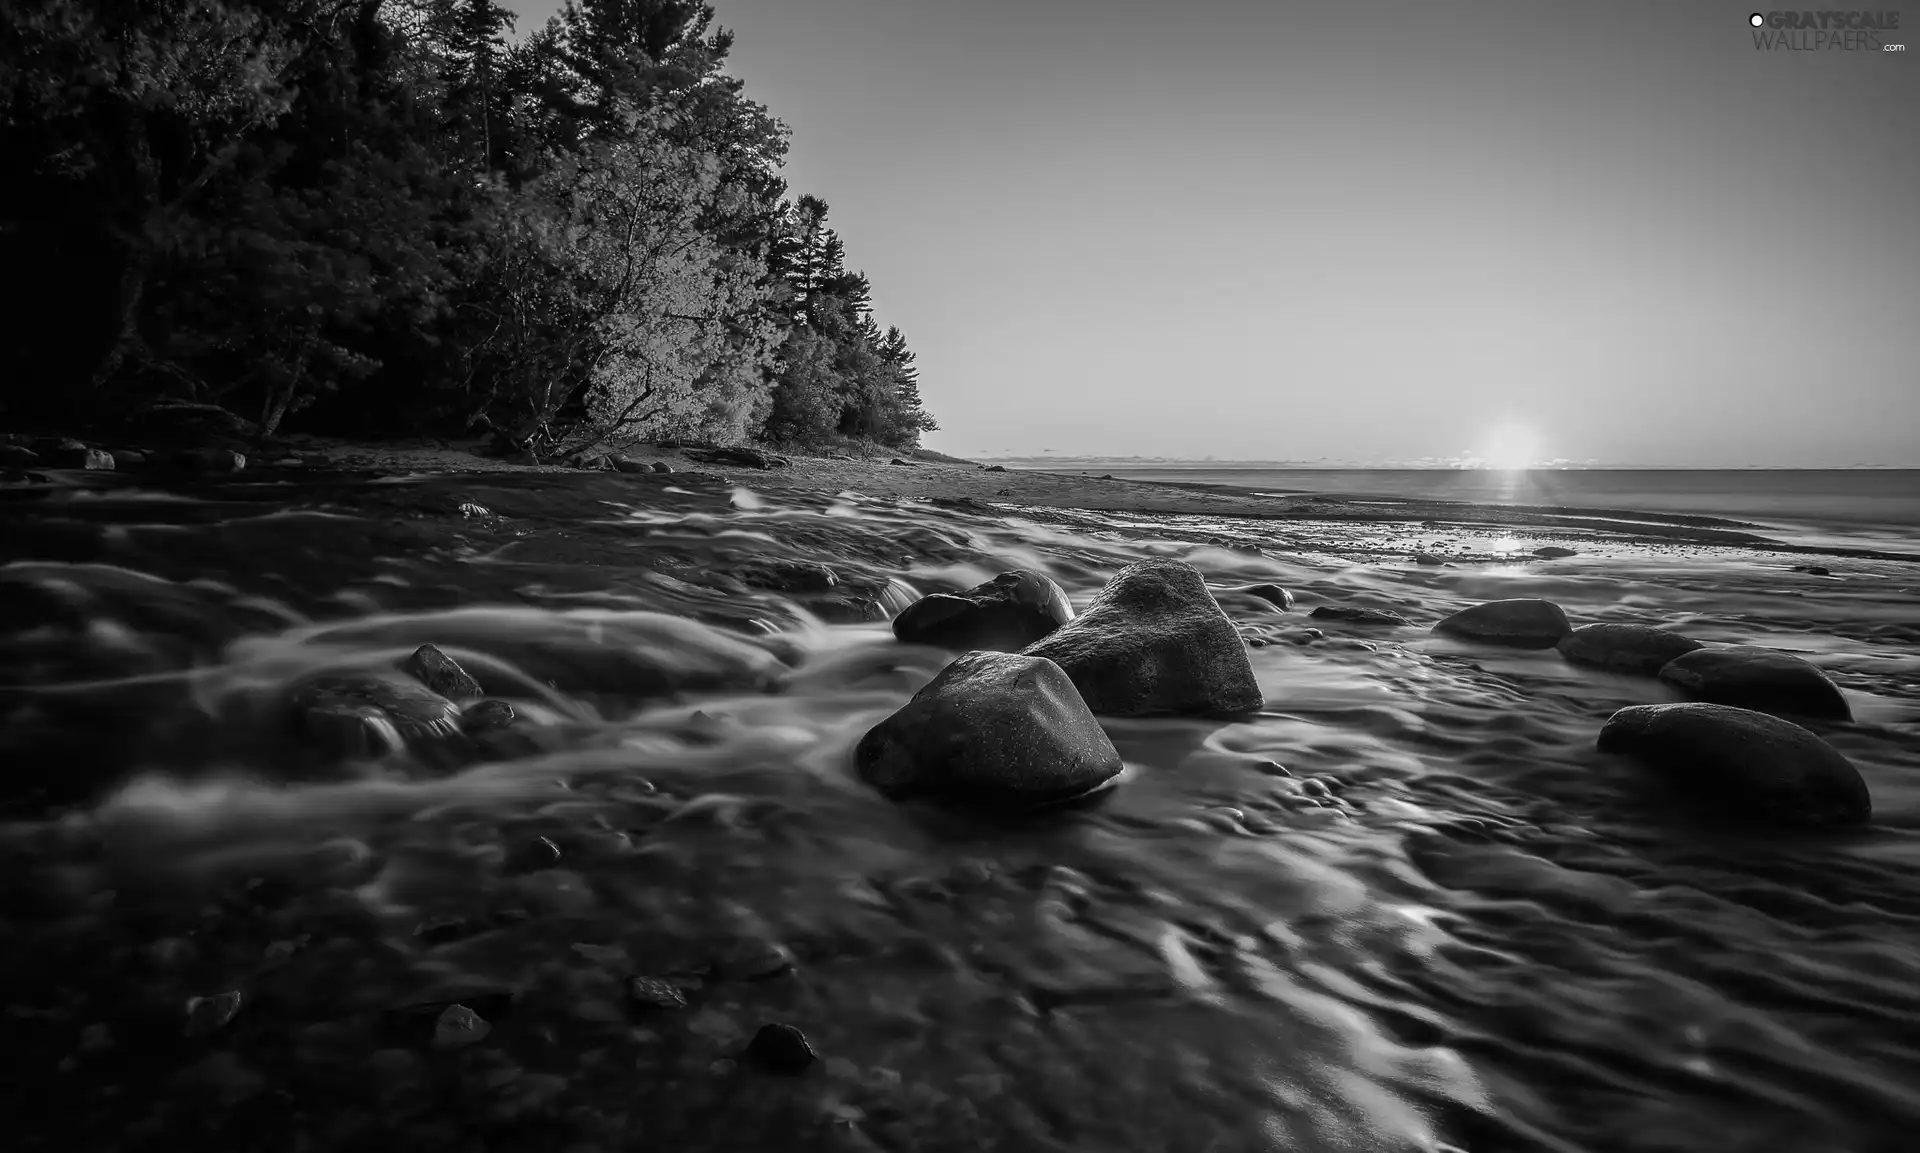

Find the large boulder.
[
  {"left": 892, "top": 570, "right": 1073, "bottom": 651},
  {"left": 1597, "top": 703, "right": 1870, "bottom": 825},
  {"left": 1558, "top": 623, "right": 1703, "bottom": 675},
  {"left": 1656, "top": 645, "right": 1852, "bottom": 721},
  {"left": 1433, "top": 599, "right": 1571, "bottom": 648},
  {"left": 1022, "top": 558, "right": 1262, "bottom": 717},
  {"left": 854, "top": 651, "right": 1123, "bottom": 809}
]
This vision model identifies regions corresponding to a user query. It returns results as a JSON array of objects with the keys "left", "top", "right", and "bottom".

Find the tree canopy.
[{"left": 0, "top": 0, "right": 937, "bottom": 452}]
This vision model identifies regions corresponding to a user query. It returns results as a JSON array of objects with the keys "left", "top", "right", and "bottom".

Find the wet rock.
[
  {"left": 1223, "top": 583, "right": 1294, "bottom": 611},
  {"left": 1657, "top": 645, "right": 1852, "bottom": 721},
  {"left": 458, "top": 501, "right": 491, "bottom": 518},
  {"left": 290, "top": 673, "right": 463, "bottom": 757},
  {"left": 461, "top": 699, "right": 516, "bottom": 732},
  {"left": 47, "top": 443, "right": 114, "bottom": 469},
  {"left": 745, "top": 1023, "right": 816, "bottom": 1073},
  {"left": 185, "top": 991, "right": 244, "bottom": 1037},
  {"left": 433, "top": 1004, "right": 491, "bottom": 1047},
  {"left": 1023, "top": 558, "right": 1262, "bottom": 717},
  {"left": 1308, "top": 605, "right": 1410, "bottom": 626},
  {"left": 1791, "top": 564, "right": 1831, "bottom": 576},
  {"left": 735, "top": 559, "right": 839, "bottom": 593},
  {"left": 0, "top": 445, "right": 37, "bottom": 467},
  {"left": 892, "top": 570, "right": 1074, "bottom": 652},
  {"left": 1414, "top": 553, "right": 1446, "bottom": 566},
  {"left": 1597, "top": 702, "right": 1870, "bottom": 825},
  {"left": 1558, "top": 623, "right": 1703, "bottom": 675},
  {"left": 856, "top": 650, "right": 1124, "bottom": 808},
  {"left": 1533, "top": 546, "right": 1579, "bottom": 559},
  {"left": 609, "top": 454, "right": 651, "bottom": 474},
  {"left": 170, "top": 447, "right": 247, "bottom": 473},
  {"left": 1433, "top": 598, "right": 1572, "bottom": 649},
  {"left": 503, "top": 835, "right": 562, "bottom": 875},
  {"left": 627, "top": 976, "right": 689, "bottom": 1011},
  {"left": 113, "top": 447, "right": 148, "bottom": 466},
  {"left": 651, "top": 461, "right": 673, "bottom": 474},
  {"left": 684, "top": 446, "right": 787, "bottom": 470},
  {"left": 711, "top": 939, "right": 796, "bottom": 981},
  {"left": 888, "top": 457, "right": 913, "bottom": 466},
  {"left": 403, "top": 643, "right": 484, "bottom": 700},
  {"left": 982, "top": 464, "right": 1008, "bottom": 472}
]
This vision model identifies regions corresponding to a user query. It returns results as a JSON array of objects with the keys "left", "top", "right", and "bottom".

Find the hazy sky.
[{"left": 505, "top": 1, "right": 1919, "bottom": 467}]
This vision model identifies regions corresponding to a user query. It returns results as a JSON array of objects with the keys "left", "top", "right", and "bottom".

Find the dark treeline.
[{"left": 0, "top": 0, "right": 938, "bottom": 455}]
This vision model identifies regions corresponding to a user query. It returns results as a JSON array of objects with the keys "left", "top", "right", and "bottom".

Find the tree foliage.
[{"left": 0, "top": 0, "right": 936, "bottom": 450}]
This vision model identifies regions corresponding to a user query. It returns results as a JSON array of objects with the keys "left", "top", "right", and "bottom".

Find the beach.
[{"left": 1, "top": 444, "right": 1917, "bottom": 1153}]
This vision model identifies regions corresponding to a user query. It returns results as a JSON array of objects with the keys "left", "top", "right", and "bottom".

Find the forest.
[{"left": 0, "top": 0, "right": 939, "bottom": 456}]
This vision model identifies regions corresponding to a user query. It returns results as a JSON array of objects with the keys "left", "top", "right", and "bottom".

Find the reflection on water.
[{"left": 1, "top": 471, "right": 1917, "bottom": 1153}]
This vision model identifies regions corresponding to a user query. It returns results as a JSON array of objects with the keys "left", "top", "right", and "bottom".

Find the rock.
[
  {"left": 503, "top": 836, "right": 562, "bottom": 875},
  {"left": 1308, "top": 605, "right": 1411, "bottom": 626},
  {"left": 171, "top": 447, "right": 247, "bottom": 473},
  {"left": 892, "top": 571, "right": 1074, "bottom": 652},
  {"left": 0, "top": 445, "right": 37, "bottom": 468},
  {"left": 889, "top": 457, "right": 913, "bottom": 466},
  {"left": 113, "top": 448, "right": 147, "bottom": 467},
  {"left": 683, "top": 446, "right": 787, "bottom": 470},
  {"left": 1414, "top": 553, "right": 1446, "bottom": 566},
  {"left": 1220, "top": 583, "right": 1293, "bottom": 611},
  {"left": 458, "top": 502, "right": 491, "bottom": 518},
  {"left": 628, "top": 977, "right": 688, "bottom": 1011},
  {"left": 1533, "top": 546, "right": 1579, "bottom": 559},
  {"left": 433, "top": 1004, "right": 491, "bottom": 1047},
  {"left": 711, "top": 939, "right": 796, "bottom": 981},
  {"left": 855, "top": 650, "right": 1124, "bottom": 807},
  {"left": 290, "top": 673, "right": 463, "bottom": 757},
  {"left": 1558, "top": 623, "right": 1702, "bottom": 675},
  {"left": 1432, "top": 599, "right": 1572, "bottom": 649},
  {"left": 609, "top": 454, "right": 651, "bottom": 474},
  {"left": 185, "top": 991, "right": 244, "bottom": 1037},
  {"left": 744, "top": 1023, "right": 816, "bottom": 1073},
  {"left": 1791, "top": 564, "right": 1831, "bottom": 576},
  {"left": 735, "top": 559, "right": 839, "bottom": 593},
  {"left": 403, "top": 643, "right": 484, "bottom": 700},
  {"left": 461, "top": 699, "right": 516, "bottom": 732},
  {"left": 651, "top": 461, "right": 673, "bottom": 474},
  {"left": 982, "top": 464, "right": 1008, "bottom": 472},
  {"left": 1597, "top": 703, "right": 1870, "bottom": 825},
  {"left": 1656, "top": 645, "right": 1852, "bottom": 721},
  {"left": 50, "top": 445, "right": 114, "bottom": 470},
  {"left": 1023, "top": 558, "right": 1262, "bottom": 717}
]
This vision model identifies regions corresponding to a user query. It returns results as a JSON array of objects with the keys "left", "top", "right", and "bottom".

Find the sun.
[{"left": 1481, "top": 422, "right": 1539, "bottom": 471}]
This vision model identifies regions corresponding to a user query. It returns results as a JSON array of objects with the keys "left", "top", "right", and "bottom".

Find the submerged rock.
[
  {"left": 1558, "top": 623, "right": 1703, "bottom": 675},
  {"left": 1597, "top": 702, "right": 1870, "bottom": 825},
  {"left": 290, "top": 673, "right": 463, "bottom": 757},
  {"left": 734, "top": 559, "right": 839, "bottom": 593},
  {"left": 403, "top": 643, "right": 484, "bottom": 699},
  {"left": 855, "top": 650, "right": 1123, "bottom": 808},
  {"left": 1023, "top": 558, "right": 1262, "bottom": 717},
  {"left": 433, "top": 1004, "right": 491, "bottom": 1047},
  {"left": 1533, "top": 546, "right": 1579, "bottom": 559},
  {"left": 744, "top": 1023, "right": 815, "bottom": 1073},
  {"left": 1657, "top": 645, "right": 1852, "bottom": 721},
  {"left": 1433, "top": 599, "right": 1572, "bottom": 648},
  {"left": 892, "top": 570, "right": 1074, "bottom": 651},
  {"left": 1308, "top": 605, "right": 1410, "bottom": 626}
]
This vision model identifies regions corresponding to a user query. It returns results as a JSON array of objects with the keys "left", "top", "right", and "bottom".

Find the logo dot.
[{"left": 1749, "top": 12, "right": 1765, "bottom": 26}]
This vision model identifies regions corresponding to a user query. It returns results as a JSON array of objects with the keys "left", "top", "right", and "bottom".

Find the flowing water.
[{"left": 1, "top": 468, "right": 1917, "bottom": 1153}]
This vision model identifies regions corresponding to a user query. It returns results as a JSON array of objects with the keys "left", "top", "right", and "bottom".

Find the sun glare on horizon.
[{"left": 1480, "top": 422, "right": 1541, "bottom": 471}]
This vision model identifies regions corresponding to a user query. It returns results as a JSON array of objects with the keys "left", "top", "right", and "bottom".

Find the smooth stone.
[
  {"left": 1657, "top": 645, "right": 1852, "bottom": 721},
  {"left": 893, "top": 570, "right": 1074, "bottom": 651},
  {"left": 290, "top": 673, "right": 463, "bottom": 757},
  {"left": 855, "top": 650, "right": 1123, "bottom": 808},
  {"left": 609, "top": 454, "right": 650, "bottom": 473},
  {"left": 1558, "top": 623, "right": 1703, "bottom": 675},
  {"left": 650, "top": 461, "right": 673, "bottom": 474},
  {"left": 461, "top": 699, "right": 516, "bottom": 732},
  {"left": 403, "top": 643, "right": 484, "bottom": 700},
  {"left": 1597, "top": 702, "right": 1870, "bottom": 825},
  {"left": 1433, "top": 599, "right": 1572, "bottom": 648},
  {"left": 744, "top": 1023, "right": 816, "bottom": 1073},
  {"left": 1023, "top": 558, "right": 1262, "bottom": 717},
  {"left": 1219, "top": 583, "right": 1294, "bottom": 611},
  {"left": 1308, "top": 605, "right": 1411, "bottom": 626},
  {"left": 1533, "top": 546, "right": 1579, "bottom": 559}
]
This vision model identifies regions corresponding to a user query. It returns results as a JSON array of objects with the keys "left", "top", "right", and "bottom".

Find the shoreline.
[{"left": 7, "top": 432, "right": 1920, "bottom": 564}]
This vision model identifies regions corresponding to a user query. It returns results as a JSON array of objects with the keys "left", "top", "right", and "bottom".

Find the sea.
[{"left": 1084, "top": 467, "right": 1920, "bottom": 553}]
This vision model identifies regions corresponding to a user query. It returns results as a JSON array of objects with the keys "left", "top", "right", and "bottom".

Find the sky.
[{"left": 503, "top": 1, "right": 1920, "bottom": 467}]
